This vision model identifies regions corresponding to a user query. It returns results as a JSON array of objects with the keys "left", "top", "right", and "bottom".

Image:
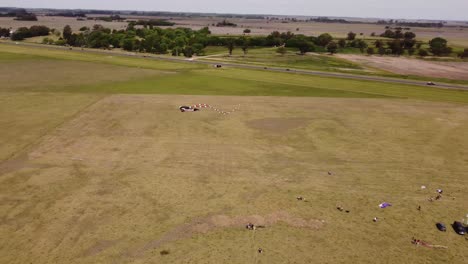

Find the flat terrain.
[
  {"left": 200, "top": 47, "right": 369, "bottom": 74},
  {"left": 2, "top": 15, "right": 468, "bottom": 48},
  {"left": 171, "top": 17, "right": 468, "bottom": 47},
  {"left": 1, "top": 44, "right": 468, "bottom": 264},
  {"left": 0, "top": 16, "right": 128, "bottom": 32},
  {"left": 337, "top": 54, "right": 468, "bottom": 81}
]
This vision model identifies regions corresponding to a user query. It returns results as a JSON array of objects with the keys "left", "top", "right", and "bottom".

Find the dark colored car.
[
  {"left": 427, "top": 81, "right": 436, "bottom": 86},
  {"left": 179, "top": 106, "right": 199, "bottom": 112},
  {"left": 452, "top": 221, "right": 466, "bottom": 235},
  {"left": 436, "top": 223, "right": 446, "bottom": 232}
]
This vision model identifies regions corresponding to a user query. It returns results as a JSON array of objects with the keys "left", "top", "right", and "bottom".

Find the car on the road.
[
  {"left": 452, "top": 221, "right": 466, "bottom": 235},
  {"left": 427, "top": 81, "right": 436, "bottom": 86},
  {"left": 214, "top": 64, "right": 222, "bottom": 68}
]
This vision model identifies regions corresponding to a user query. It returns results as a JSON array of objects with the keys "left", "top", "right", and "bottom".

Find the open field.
[
  {"left": 2, "top": 94, "right": 468, "bottom": 264},
  {"left": 1, "top": 44, "right": 468, "bottom": 263},
  {"left": 337, "top": 54, "right": 468, "bottom": 81},
  {"left": 0, "top": 16, "right": 128, "bottom": 32},
  {"left": 199, "top": 47, "right": 370, "bottom": 74}
]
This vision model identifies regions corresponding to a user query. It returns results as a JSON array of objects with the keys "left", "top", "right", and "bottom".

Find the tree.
[
  {"left": 429, "top": 37, "right": 452, "bottom": 56},
  {"left": 226, "top": 38, "right": 235, "bottom": 55},
  {"left": 357, "top": 40, "right": 368, "bottom": 53},
  {"left": 459, "top": 48, "right": 468, "bottom": 59},
  {"left": 326, "top": 41, "right": 338, "bottom": 54},
  {"left": 243, "top": 29, "right": 251, "bottom": 34},
  {"left": 122, "top": 38, "right": 134, "bottom": 51},
  {"left": 366, "top": 47, "right": 375, "bottom": 55},
  {"left": 276, "top": 46, "right": 287, "bottom": 56},
  {"left": 63, "top": 25, "right": 72, "bottom": 41},
  {"left": 347, "top": 31, "right": 356, "bottom": 40},
  {"left": 404, "top": 32, "right": 416, "bottom": 39},
  {"left": 403, "top": 38, "right": 416, "bottom": 49},
  {"left": 183, "top": 46, "right": 193, "bottom": 57},
  {"left": 388, "top": 39, "right": 404, "bottom": 55},
  {"left": 380, "top": 29, "right": 395, "bottom": 38},
  {"left": 286, "top": 35, "right": 314, "bottom": 54},
  {"left": 241, "top": 37, "right": 250, "bottom": 56},
  {"left": 0, "top": 27, "right": 10, "bottom": 38},
  {"left": 338, "top": 39, "right": 346, "bottom": 48},
  {"left": 374, "top": 40, "right": 384, "bottom": 48},
  {"left": 11, "top": 27, "right": 31, "bottom": 41},
  {"left": 29, "top": 26, "right": 50, "bottom": 37},
  {"left": 418, "top": 49, "right": 428, "bottom": 57},
  {"left": 378, "top": 47, "right": 386, "bottom": 56},
  {"left": 79, "top": 26, "right": 89, "bottom": 31},
  {"left": 317, "top": 33, "right": 333, "bottom": 46},
  {"left": 192, "top": 43, "right": 205, "bottom": 56}
]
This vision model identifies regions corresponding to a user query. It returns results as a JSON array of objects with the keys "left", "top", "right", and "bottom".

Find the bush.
[
  {"left": 276, "top": 46, "right": 287, "bottom": 55},
  {"left": 11, "top": 25, "right": 50, "bottom": 40},
  {"left": 11, "top": 27, "right": 31, "bottom": 40},
  {"left": 429, "top": 37, "right": 452, "bottom": 56},
  {"left": 418, "top": 49, "right": 429, "bottom": 57},
  {"left": 55, "top": 39, "right": 67, "bottom": 46},
  {"left": 458, "top": 48, "right": 468, "bottom": 59},
  {"left": 366, "top": 47, "right": 375, "bottom": 55},
  {"left": 0, "top": 27, "right": 10, "bottom": 37}
]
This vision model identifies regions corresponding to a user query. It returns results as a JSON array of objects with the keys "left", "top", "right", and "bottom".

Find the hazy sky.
[{"left": 3, "top": 0, "right": 468, "bottom": 20}]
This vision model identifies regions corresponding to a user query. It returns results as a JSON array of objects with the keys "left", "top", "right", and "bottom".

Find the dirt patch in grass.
[
  {"left": 337, "top": 54, "right": 468, "bottom": 80},
  {"left": 130, "top": 211, "right": 324, "bottom": 257},
  {"left": 0, "top": 153, "right": 29, "bottom": 175},
  {"left": 82, "top": 239, "right": 123, "bottom": 257},
  {"left": 246, "top": 118, "right": 310, "bottom": 134}
]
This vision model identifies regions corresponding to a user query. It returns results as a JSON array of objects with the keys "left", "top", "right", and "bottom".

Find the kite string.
[{"left": 191, "top": 103, "right": 241, "bottom": 115}]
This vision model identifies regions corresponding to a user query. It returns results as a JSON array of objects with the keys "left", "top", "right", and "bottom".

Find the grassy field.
[
  {"left": 201, "top": 47, "right": 368, "bottom": 74},
  {"left": 1, "top": 44, "right": 468, "bottom": 264}
]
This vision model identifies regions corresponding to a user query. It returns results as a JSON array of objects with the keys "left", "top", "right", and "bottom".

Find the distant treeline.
[
  {"left": 307, "top": 17, "right": 352, "bottom": 24},
  {"left": 0, "top": 8, "right": 37, "bottom": 20},
  {"left": 46, "top": 12, "right": 86, "bottom": 17},
  {"left": 215, "top": 20, "right": 237, "bottom": 27},
  {"left": 377, "top": 20, "right": 444, "bottom": 28},
  {"left": 132, "top": 19, "right": 175, "bottom": 27},
  {"left": 90, "top": 15, "right": 126, "bottom": 22},
  {"left": 10, "top": 25, "right": 49, "bottom": 40}
]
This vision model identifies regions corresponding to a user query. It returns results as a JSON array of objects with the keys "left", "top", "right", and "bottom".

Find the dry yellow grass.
[{"left": 1, "top": 94, "right": 468, "bottom": 263}]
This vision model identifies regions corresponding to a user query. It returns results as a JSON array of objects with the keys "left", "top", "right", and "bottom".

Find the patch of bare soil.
[
  {"left": 128, "top": 211, "right": 324, "bottom": 258},
  {"left": 246, "top": 118, "right": 309, "bottom": 134},
  {"left": 82, "top": 239, "right": 123, "bottom": 257},
  {"left": 0, "top": 153, "right": 29, "bottom": 175},
  {"left": 336, "top": 54, "right": 468, "bottom": 80}
]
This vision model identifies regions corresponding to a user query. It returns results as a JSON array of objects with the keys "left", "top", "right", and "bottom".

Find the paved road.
[{"left": 2, "top": 41, "right": 468, "bottom": 91}]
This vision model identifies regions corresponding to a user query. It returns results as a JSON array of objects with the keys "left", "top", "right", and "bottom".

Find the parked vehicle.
[
  {"left": 452, "top": 221, "right": 466, "bottom": 235},
  {"left": 436, "top": 223, "right": 446, "bottom": 232}
]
